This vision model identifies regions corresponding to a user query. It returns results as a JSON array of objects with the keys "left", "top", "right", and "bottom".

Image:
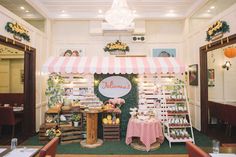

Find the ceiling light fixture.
[
  {"left": 207, "top": 10, "right": 211, "bottom": 13},
  {"left": 105, "top": 0, "right": 134, "bottom": 30},
  {"left": 20, "top": 6, "right": 25, "bottom": 10},
  {"left": 169, "top": 10, "right": 174, "bottom": 13},
  {"left": 61, "top": 10, "right": 65, "bottom": 13},
  {"left": 98, "top": 9, "right": 103, "bottom": 14},
  {"left": 25, "top": 10, "right": 29, "bottom": 13},
  {"left": 210, "top": 6, "right": 215, "bottom": 9}
]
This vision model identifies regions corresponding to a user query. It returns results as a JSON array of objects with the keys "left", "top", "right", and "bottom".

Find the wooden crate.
[
  {"left": 60, "top": 126, "right": 83, "bottom": 144},
  {"left": 38, "top": 123, "right": 56, "bottom": 144},
  {"left": 103, "top": 124, "right": 120, "bottom": 141}
]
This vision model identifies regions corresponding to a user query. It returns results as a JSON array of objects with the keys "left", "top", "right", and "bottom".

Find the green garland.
[
  {"left": 206, "top": 21, "right": 230, "bottom": 41},
  {"left": 5, "top": 22, "right": 30, "bottom": 41},
  {"left": 94, "top": 74, "right": 138, "bottom": 137}
]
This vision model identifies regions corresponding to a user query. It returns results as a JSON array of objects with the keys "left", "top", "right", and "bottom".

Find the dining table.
[
  {"left": 126, "top": 117, "right": 164, "bottom": 151},
  {"left": 0, "top": 146, "right": 41, "bottom": 157}
]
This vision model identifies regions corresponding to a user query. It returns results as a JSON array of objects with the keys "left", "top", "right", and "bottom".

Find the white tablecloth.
[
  {"left": 3, "top": 148, "right": 38, "bottom": 157},
  {"left": 210, "top": 153, "right": 236, "bottom": 157},
  {"left": 0, "top": 148, "right": 6, "bottom": 153}
]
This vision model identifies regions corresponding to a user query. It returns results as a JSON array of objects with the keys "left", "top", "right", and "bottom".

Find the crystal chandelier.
[{"left": 105, "top": 0, "right": 134, "bottom": 30}]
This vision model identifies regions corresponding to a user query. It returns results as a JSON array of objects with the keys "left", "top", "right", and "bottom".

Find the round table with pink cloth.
[{"left": 125, "top": 118, "right": 164, "bottom": 151}]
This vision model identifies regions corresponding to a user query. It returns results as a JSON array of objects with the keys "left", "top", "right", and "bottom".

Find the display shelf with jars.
[{"left": 161, "top": 81, "right": 195, "bottom": 148}]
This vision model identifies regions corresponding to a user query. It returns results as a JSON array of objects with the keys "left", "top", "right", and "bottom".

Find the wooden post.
[
  {"left": 80, "top": 110, "right": 103, "bottom": 148},
  {"left": 86, "top": 112, "right": 98, "bottom": 144}
]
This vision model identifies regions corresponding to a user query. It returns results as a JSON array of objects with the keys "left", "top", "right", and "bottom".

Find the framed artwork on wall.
[
  {"left": 208, "top": 69, "right": 215, "bottom": 87},
  {"left": 189, "top": 64, "right": 198, "bottom": 86},
  {"left": 151, "top": 48, "right": 176, "bottom": 57},
  {"left": 59, "top": 47, "right": 85, "bottom": 56}
]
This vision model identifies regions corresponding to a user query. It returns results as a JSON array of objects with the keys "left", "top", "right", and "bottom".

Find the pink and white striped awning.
[{"left": 42, "top": 57, "right": 185, "bottom": 74}]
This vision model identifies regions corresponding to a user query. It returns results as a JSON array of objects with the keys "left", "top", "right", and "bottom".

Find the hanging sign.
[{"left": 98, "top": 76, "right": 131, "bottom": 98}]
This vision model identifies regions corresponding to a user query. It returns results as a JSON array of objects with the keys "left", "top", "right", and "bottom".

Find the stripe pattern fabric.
[{"left": 42, "top": 57, "right": 185, "bottom": 74}]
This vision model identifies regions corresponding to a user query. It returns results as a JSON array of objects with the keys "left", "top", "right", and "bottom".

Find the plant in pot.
[
  {"left": 45, "top": 73, "right": 64, "bottom": 109},
  {"left": 71, "top": 113, "right": 81, "bottom": 127}
]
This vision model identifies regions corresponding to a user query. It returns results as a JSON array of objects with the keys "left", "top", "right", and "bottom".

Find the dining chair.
[
  {"left": 39, "top": 137, "right": 59, "bottom": 157},
  {"left": 186, "top": 142, "right": 210, "bottom": 157},
  {"left": 0, "top": 106, "right": 22, "bottom": 138}
]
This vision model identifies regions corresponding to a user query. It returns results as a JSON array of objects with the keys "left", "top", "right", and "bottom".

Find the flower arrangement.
[
  {"left": 108, "top": 98, "right": 125, "bottom": 108},
  {"left": 206, "top": 21, "right": 230, "bottom": 41},
  {"left": 45, "top": 127, "right": 61, "bottom": 139},
  {"left": 104, "top": 40, "right": 129, "bottom": 52},
  {"left": 5, "top": 22, "right": 30, "bottom": 41}
]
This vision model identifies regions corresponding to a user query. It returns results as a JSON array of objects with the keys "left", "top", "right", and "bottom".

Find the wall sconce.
[{"left": 222, "top": 61, "right": 231, "bottom": 70}]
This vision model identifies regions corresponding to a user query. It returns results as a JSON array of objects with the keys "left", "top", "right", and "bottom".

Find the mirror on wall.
[
  {"left": 0, "top": 44, "right": 24, "bottom": 93},
  {"left": 207, "top": 44, "right": 236, "bottom": 104}
]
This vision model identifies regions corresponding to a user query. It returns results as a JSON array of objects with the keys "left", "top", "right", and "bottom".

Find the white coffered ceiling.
[
  {"left": 25, "top": 0, "right": 206, "bottom": 19},
  {"left": 1, "top": 0, "right": 236, "bottom": 20}
]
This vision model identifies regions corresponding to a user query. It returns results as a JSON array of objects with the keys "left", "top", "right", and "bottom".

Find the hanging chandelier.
[{"left": 105, "top": 0, "right": 135, "bottom": 30}]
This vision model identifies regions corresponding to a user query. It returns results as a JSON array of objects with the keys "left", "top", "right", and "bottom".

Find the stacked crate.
[
  {"left": 102, "top": 112, "right": 121, "bottom": 141},
  {"left": 38, "top": 123, "right": 57, "bottom": 144},
  {"left": 60, "top": 126, "right": 83, "bottom": 144}
]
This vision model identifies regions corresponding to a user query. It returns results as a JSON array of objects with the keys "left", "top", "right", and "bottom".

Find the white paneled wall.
[
  {"left": 184, "top": 3, "right": 236, "bottom": 130},
  {"left": 51, "top": 20, "right": 185, "bottom": 61}
]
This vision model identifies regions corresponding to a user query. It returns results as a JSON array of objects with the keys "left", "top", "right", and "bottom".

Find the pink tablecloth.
[{"left": 125, "top": 118, "right": 164, "bottom": 151}]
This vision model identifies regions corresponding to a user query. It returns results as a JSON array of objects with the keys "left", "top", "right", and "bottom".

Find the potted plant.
[
  {"left": 71, "top": 113, "right": 81, "bottom": 127},
  {"left": 45, "top": 73, "right": 64, "bottom": 108}
]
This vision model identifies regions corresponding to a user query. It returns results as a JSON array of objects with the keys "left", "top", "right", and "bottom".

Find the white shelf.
[
  {"left": 161, "top": 82, "right": 195, "bottom": 147},
  {"left": 163, "top": 122, "right": 191, "bottom": 129},
  {"left": 164, "top": 133, "right": 193, "bottom": 143}
]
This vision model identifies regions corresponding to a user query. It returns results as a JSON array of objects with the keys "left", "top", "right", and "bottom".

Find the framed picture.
[
  {"left": 208, "top": 69, "right": 215, "bottom": 87},
  {"left": 59, "top": 47, "right": 85, "bottom": 57},
  {"left": 189, "top": 64, "right": 198, "bottom": 86},
  {"left": 64, "top": 88, "right": 73, "bottom": 96},
  {"left": 152, "top": 48, "right": 176, "bottom": 57},
  {"left": 78, "top": 87, "right": 88, "bottom": 96}
]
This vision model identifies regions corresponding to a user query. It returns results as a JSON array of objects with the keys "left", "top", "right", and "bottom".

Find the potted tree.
[
  {"left": 71, "top": 113, "right": 81, "bottom": 127},
  {"left": 45, "top": 73, "right": 64, "bottom": 109}
]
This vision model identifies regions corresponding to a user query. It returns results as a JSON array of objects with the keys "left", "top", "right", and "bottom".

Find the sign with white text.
[{"left": 98, "top": 76, "right": 131, "bottom": 98}]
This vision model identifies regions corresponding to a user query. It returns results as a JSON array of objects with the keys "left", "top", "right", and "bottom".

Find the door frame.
[
  {"left": 199, "top": 33, "right": 236, "bottom": 133},
  {"left": 0, "top": 35, "right": 36, "bottom": 136}
]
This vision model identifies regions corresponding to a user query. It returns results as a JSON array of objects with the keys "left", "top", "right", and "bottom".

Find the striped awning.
[{"left": 42, "top": 56, "right": 185, "bottom": 74}]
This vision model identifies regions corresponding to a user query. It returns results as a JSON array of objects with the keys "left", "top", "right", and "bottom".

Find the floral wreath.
[
  {"left": 5, "top": 22, "right": 30, "bottom": 41},
  {"left": 206, "top": 21, "right": 229, "bottom": 41},
  {"left": 104, "top": 40, "right": 129, "bottom": 52}
]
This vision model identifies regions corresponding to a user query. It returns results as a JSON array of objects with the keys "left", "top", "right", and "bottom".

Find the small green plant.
[
  {"left": 45, "top": 73, "right": 64, "bottom": 108},
  {"left": 71, "top": 113, "right": 81, "bottom": 122}
]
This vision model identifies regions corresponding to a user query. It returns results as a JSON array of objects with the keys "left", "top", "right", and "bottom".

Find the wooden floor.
[{"left": 56, "top": 155, "right": 188, "bottom": 157}]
